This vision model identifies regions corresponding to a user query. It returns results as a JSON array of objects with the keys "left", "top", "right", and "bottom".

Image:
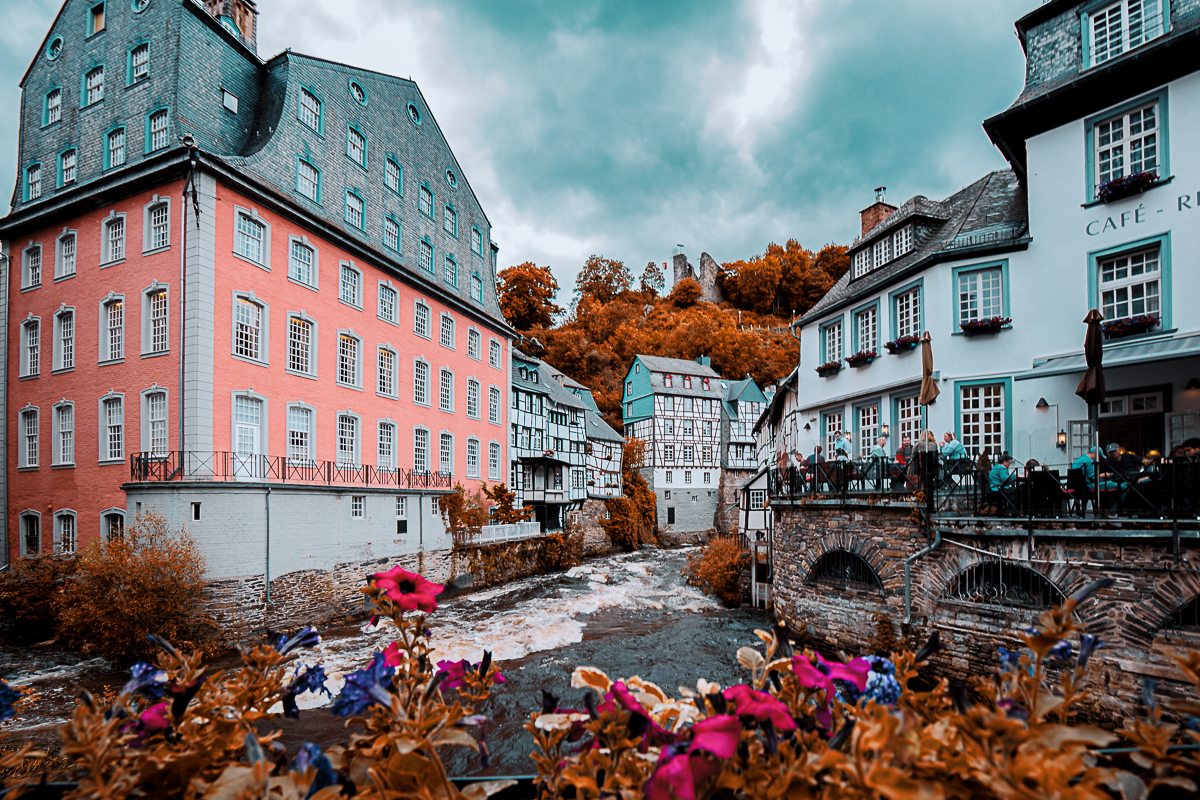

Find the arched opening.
[
  {"left": 806, "top": 550, "right": 883, "bottom": 592},
  {"left": 1158, "top": 596, "right": 1200, "bottom": 642},
  {"left": 943, "top": 561, "right": 1066, "bottom": 611}
]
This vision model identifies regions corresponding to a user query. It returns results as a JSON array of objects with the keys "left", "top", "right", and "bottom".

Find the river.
[{"left": 1, "top": 546, "right": 769, "bottom": 777}]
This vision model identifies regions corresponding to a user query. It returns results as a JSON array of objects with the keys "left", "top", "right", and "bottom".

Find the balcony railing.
[
  {"left": 128, "top": 451, "right": 453, "bottom": 490},
  {"left": 768, "top": 454, "right": 1200, "bottom": 521}
]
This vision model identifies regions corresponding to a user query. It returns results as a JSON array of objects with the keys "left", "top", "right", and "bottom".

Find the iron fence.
[
  {"left": 943, "top": 560, "right": 1064, "bottom": 611},
  {"left": 807, "top": 549, "right": 883, "bottom": 592},
  {"left": 128, "top": 451, "right": 453, "bottom": 490}
]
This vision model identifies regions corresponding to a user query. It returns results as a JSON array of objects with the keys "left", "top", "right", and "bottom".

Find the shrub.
[
  {"left": 684, "top": 537, "right": 747, "bottom": 606},
  {"left": 0, "top": 553, "right": 77, "bottom": 643},
  {"left": 601, "top": 438, "right": 658, "bottom": 550},
  {"left": 668, "top": 277, "right": 703, "bottom": 307},
  {"left": 55, "top": 511, "right": 217, "bottom": 663},
  {"left": 537, "top": 529, "right": 584, "bottom": 573}
]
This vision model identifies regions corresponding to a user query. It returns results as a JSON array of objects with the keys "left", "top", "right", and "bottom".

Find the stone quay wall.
[{"left": 771, "top": 498, "right": 1200, "bottom": 724}]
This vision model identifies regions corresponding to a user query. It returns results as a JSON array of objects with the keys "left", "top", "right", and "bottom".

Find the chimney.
[
  {"left": 696, "top": 355, "right": 711, "bottom": 367},
  {"left": 860, "top": 186, "right": 897, "bottom": 237}
]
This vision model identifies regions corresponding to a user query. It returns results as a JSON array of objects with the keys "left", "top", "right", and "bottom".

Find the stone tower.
[{"left": 671, "top": 251, "right": 725, "bottom": 304}]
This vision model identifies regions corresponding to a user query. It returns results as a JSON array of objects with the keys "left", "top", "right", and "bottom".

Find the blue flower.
[
  {"left": 329, "top": 652, "right": 395, "bottom": 717},
  {"left": 836, "top": 655, "right": 900, "bottom": 706},
  {"left": 0, "top": 680, "right": 20, "bottom": 722},
  {"left": 283, "top": 664, "right": 331, "bottom": 719},
  {"left": 122, "top": 662, "right": 168, "bottom": 700},
  {"left": 270, "top": 626, "right": 322, "bottom": 655},
  {"left": 1048, "top": 640, "right": 1073, "bottom": 661},
  {"left": 997, "top": 646, "right": 1023, "bottom": 669},
  {"left": 293, "top": 743, "right": 338, "bottom": 798},
  {"left": 1077, "top": 635, "right": 1103, "bottom": 669}
]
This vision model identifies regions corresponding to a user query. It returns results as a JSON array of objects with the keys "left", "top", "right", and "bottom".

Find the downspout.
[
  {"left": 903, "top": 527, "right": 941, "bottom": 626},
  {"left": 264, "top": 486, "right": 274, "bottom": 605}
]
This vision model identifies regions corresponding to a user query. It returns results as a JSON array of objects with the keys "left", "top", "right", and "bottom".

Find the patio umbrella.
[
  {"left": 1075, "top": 309, "right": 1106, "bottom": 407},
  {"left": 919, "top": 331, "right": 940, "bottom": 406}
]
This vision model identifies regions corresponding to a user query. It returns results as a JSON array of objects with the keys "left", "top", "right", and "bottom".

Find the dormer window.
[
  {"left": 872, "top": 236, "right": 891, "bottom": 269},
  {"left": 683, "top": 376, "right": 692, "bottom": 389},
  {"left": 1088, "top": 0, "right": 1164, "bottom": 67},
  {"left": 852, "top": 249, "right": 870, "bottom": 278},
  {"left": 664, "top": 374, "right": 672, "bottom": 388},
  {"left": 894, "top": 225, "right": 913, "bottom": 256}
]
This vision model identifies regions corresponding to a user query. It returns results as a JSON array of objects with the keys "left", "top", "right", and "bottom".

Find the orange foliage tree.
[
  {"left": 668, "top": 277, "right": 703, "bottom": 307},
  {"left": 498, "top": 262, "right": 562, "bottom": 331},
  {"left": 601, "top": 438, "right": 657, "bottom": 550},
  {"left": 719, "top": 240, "right": 850, "bottom": 317},
  {"left": 639, "top": 261, "right": 665, "bottom": 298},
  {"left": 481, "top": 482, "right": 530, "bottom": 524},
  {"left": 575, "top": 255, "right": 632, "bottom": 304}
]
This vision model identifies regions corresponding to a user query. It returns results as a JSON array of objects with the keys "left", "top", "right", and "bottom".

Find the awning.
[{"left": 1015, "top": 333, "right": 1200, "bottom": 381}]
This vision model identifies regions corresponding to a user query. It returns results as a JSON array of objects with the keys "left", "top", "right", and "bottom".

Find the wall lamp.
[
  {"left": 803, "top": 422, "right": 811, "bottom": 431},
  {"left": 882, "top": 424, "right": 890, "bottom": 437},
  {"left": 1036, "top": 398, "right": 1067, "bottom": 450},
  {"left": 1187, "top": 378, "right": 1200, "bottom": 391}
]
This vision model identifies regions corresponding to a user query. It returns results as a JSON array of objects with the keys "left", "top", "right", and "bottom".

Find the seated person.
[
  {"left": 1103, "top": 443, "right": 1135, "bottom": 482},
  {"left": 895, "top": 435, "right": 914, "bottom": 468},
  {"left": 941, "top": 431, "right": 968, "bottom": 462},
  {"left": 833, "top": 447, "right": 850, "bottom": 462},
  {"left": 805, "top": 446, "right": 826, "bottom": 467},
  {"left": 989, "top": 453, "right": 1020, "bottom": 506},
  {"left": 1071, "top": 446, "right": 1129, "bottom": 510},
  {"left": 869, "top": 436, "right": 889, "bottom": 459}
]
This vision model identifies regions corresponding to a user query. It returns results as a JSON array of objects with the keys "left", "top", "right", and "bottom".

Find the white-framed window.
[
  {"left": 145, "top": 199, "right": 170, "bottom": 250},
  {"left": 854, "top": 306, "right": 877, "bottom": 353},
  {"left": 378, "top": 346, "right": 396, "bottom": 396},
  {"left": 489, "top": 386, "right": 500, "bottom": 423},
  {"left": 56, "top": 511, "right": 77, "bottom": 554},
  {"left": 823, "top": 320, "right": 842, "bottom": 362},
  {"left": 471, "top": 273, "right": 483, "bottom": 302},
  {"left": 339, "top": 262, "right": 362, "bottom": 306},
  {"left": 289, "top": 238, "right": 316, "bottom": 286},
  {"left": 298, "top": 88, "right": 321, "bottom": 131},
  {"left": 53, "top": 401, "right": 75, "bottom": 466},
  {"left": 467, "top": 328, "right": 481, "bottom": 360},
  {"left": 147, "top": 286, "right": 169, "bottom": 354},
  {"left": 234, "top": 296, "right": 263, "bottom": 361},
  {"left": 338, "top": 331, "right": 361, "bottom": 387},
  {"left": 664, "top": 444, "right": 674, "bottom": 461},
  {"left": 46, "top": 88, "right": 62, "bottom": 125},
  {"left": 376, "top": 282, "right": 397, "bottom": 323},
  {"left": 414, "top": 359, "right": 430, "bottom": 405},
  {"left": 351, "top": 495, "right": 364, "bottom": 517},
  {"left": 383, "top": 216, "right": 400, "bottom": 251},
  {"left": 419, "top": 184, "right": 433, "bottom": 217},
  {"left": 873, "top": 236, "right": 891, "bottom": 268},
  {"left": 131, "top": 43, "right": 149, "bottom": 81},
  {"left": 378, "top": 421, "right": 396, "bottom": 469},
  {"left": 102, "top": 393, "right": 123, "bottom": 462},
  {"left": 20, "top": 317, "right": 40, "bottom": 377},
  {"left": 444, "top": 256, "right": 457, "bottom": 286},
  {"left": 234, "top": 210, "right": 266, "bottom": 265},
  {"left": 1096, "top": 101, "right": 1159, "bottom": 192},
  {"left": 23, "top": 244, "right": 42, "bottom": 288},
  {"left": 287, "top": 404, "right": 314, "bottom": 463},
  {"left": 413, "top": 427, "right": 429, "bottom": 472},
  {"left": 396, "top": 496, "right": 407, "bottom": 519},
  {"left": 896, "top": 394, "right": 921, "bottom": 443},
  {"left": 489, "top": 441, "right": 500, "bottom": 479},
  {"left": 894, "top": 225, "right": 913, "bottom": 256},
  {"left": 287, "top": 314, "right": 316, "bottom": 375},
  {"left": 419, "top": 238, "right": 433, "bottom": 272},
  {"left": 444, "top": 205, "right": 457, "bottom": 236},
  {"left": 1089, "top": 0, "right": 1163, "bottom": 67},
  {"left": 958, "top": 268, "right": 1004, "bottom": 323},
  {"left": 1100, "top": 245, "right": 1159, "bottom": 321},
  {"left": 385, "top": 158, "right": 402, "bottom": 193},
  {"left": 297, "top": 160, "right": 320, "bottom": 201},
  {"left": 337, "top": 413, "right": 360, "bottom": 466},
  {"left": 440, "top": 432, "right": 453, "bottom": 474},
  {"left": 100, "top": 215, "right": 124, "bottom": 264},
  {"left": 439, "top": 368, "right": 454, "bottom": 412},
  {"left": 572, "top": 468, "right": 583, "bottom": 490},
  {"left": 86, "top": 66, "right": 104, "bottom": 105},
  {"left": 98, "top": 295, "right": 123, "bottom": 362},
  {"left": 344, "top": 191, "right": 364, "bottom": 228},
  {"left": 414, "top": 300, "right": 431, "bottom": 338},
  {"left": 856, "top": 403, "right": 879, "bottom": 458},
  {"left": 347, "top": 127, "right": 366, "bottom": 167},
  {"left": 55, "top": 308, "right": 74, "bottom": 371},
  {"left": 149, "top": 109, "right": 168, "bottom": 151},
  {"left": 684, "top": 444, "right": 694, "bottom": 461},
  {"left": 107, "top": 128, "right": 126, "bottom": 168},
  {"left": 665, "top": 470, "right": 673, "bottom": 484},
  {"left": 440, "top": 314, "right": 454, "bottom": 348},
  {"left": 26, "top": 164, "right": 42, "bottom": 200},
  {"left": 895, "top": 287, "right": 921, "bottom": 339},
  {"left": 1100, "top": 391, "right": 1162, "bottom": 417},
  {"left": 61, "top": 150, "right": 76, "bottom": 185},
  {"left": 144, "top": 388, "right": 169, "bottom": 456},
  {"left": 750, "top": 489, "right": 766, "bottom": 510},
  {"left": 466, "top": 438, "right": 480, "bottom": 477},
  {"left": 960, "top": 383, "right": 1004, "bottom": 457},
  {"left": 467, "top": 379, "right": 480, "bottom": 418},
  {"left": 823, "top": 411, "right": 844, "bottom": 455},
  {"left": 20, "top": 407, "right": 39, "bottom": 468},
  {"left": 472, "top": 227, "right": 483, "bottom": 254},
  {"left": 489, "top": 339, "right": 501, "bottom": 368}
]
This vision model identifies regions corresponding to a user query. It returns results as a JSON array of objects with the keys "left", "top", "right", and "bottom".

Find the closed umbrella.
[
  {"left": 1075, "top": 309, "right": 1106, "bottom": 407},
  {"left": 919, "top": 331, "right": 940, "bottom": 406}
]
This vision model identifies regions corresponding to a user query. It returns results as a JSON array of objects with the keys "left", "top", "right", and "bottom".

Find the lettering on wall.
[{"left": 1085, "top": 193, "right": 1199, "bottom": 236}]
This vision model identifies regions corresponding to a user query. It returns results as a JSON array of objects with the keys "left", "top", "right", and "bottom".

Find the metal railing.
[
  {"left": 471, "top": 521, "right": 543, "bottom": 544},
  {"left": 128, "top": 451, "right": 453, "bottom": 490}
]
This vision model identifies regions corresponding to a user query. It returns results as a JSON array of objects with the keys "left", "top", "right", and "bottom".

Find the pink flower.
[
  {"left": 371, "top": 566, "right": 444, "bottom": 613},
  {"left": 689, "top": 715, "right": 741, "bottom": 759},
  {"left": 792, "top": 654, "right": 870, "bottom": 700},
  {"left": 122, "top": 702, "right": 171, "bottom": 746},
  {"left": 435, "top": 659, "right": 505, "bottom": 690},
  {"left": 723, "top": 685, "right": 796, "bottom": 732},
  {"left": 644, "top": 717, "right": 740, "bottom": 800},
  {"left": 383, "top": 641, "right": 404, "bottom": 667}
]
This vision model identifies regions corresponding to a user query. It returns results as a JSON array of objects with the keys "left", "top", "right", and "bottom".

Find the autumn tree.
[
  {"left": 639, "top": 261, "right": 665, "bottom": 298},
  {"left": 482, "top": 482, "right": 530, "bottom": 524},
  {"left": 576, "top": 255, "right": 632, "bottom": 304},
  {"left": 669, "top": 277, "right": 703, "bottom": 307},
  {"left": 601, "top": 438, "right": 657, "bottom": 550},
  {"left": 719, "top": 255, "right": 781, "bottom": 315},
  {"left": 498, "top": 262, "right": 563, "bottom": 331}
]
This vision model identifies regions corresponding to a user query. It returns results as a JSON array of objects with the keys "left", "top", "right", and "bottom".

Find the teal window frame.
[
  {"left": 1082, "top": 88, "right": 1169, "bottom": 204},
  {"left": 384, "top": 156, "right": 402, "bottom": 196},
  {"left": 850, "top": 299, "right": 880, "bottom": 353},
  {"left": 348, "top": 78, "right": 369, "bottom": 106},
  {"left": 85, "top": 1, "right": 105, "bottom": 37},
  {"left": 821, "top": 408, "right": 845, "bottom": 450},
  {"left": 443, "top": 204, "right": 458, "bottom": 238},
  {"left": 418, "top": 182, "right": 434, "bottom": 219},
  {"left": 953, "top": 377, "right": 1013, "bottom": 456},
  {"left": 471, "top": 225, "right": 483, "bottom": 255},
  {"left": 45, "top": 35, "right": 64, "bottom": 60},
  {"left": 887, "top": 278, "right": 924, "bottom": 340},
  {"left": 890, "top": 392, "right": 921, "bottom": 440},
  {"left": 346, "top": 124, "right": 367, "bottom": 170},
  {"left": 383, "top": 213, "right": 401, "bottom": 253},
  {"left": 57, "top": 147, "right": 77, "bottom": 188},
  {"left": 818, "top": 315, "right": 844, "bottom": 363},
  {"left": 294, "top": 156, "right": 322, "bottom": 204},
  {"left": 1079, "top": 0, "right": 1170, "bottom": 73},
  {"left": 42, "top": 86, "right": 63, "bottom": 127},
  {"left": 851, "top": 397, "right": 882, "bottom": 457},
  {"left": 81, "top": 63, "right": 105, "bottom": 108},
  {"left": 406, "top": 102, "right": 422, "bottom": 126},
  {"left": 418, "top": 235, "right": 434, "bottom": 273},
  {"left": 344, "top": 188, "right": 365, "bottom": 230},
  {"left": 471, "top": 272, "right": 483, "bottom": 302},
  {"left": 951, "top": 259, "right": 1010, "bottom": 332},
  {"left": 126, "top": 41, "right": 150, "bottom": 86},
  {"left": 103, "top": 125, "right": 126, "bottom": 170},
  {"left": 1086, "top": 230, "right": 1172, "bottom": 330},
  {"left": 297, "top": 85, "right": 324, "bottom": 135},
  {"left": 444, "top": 254, "right": 458, "bottom": 287},
  {"left": 144, "top": 106, "right": 170, "bottom": 154},
  {"left": 23, "top": 162, "right": 43, "bottom": 202}
]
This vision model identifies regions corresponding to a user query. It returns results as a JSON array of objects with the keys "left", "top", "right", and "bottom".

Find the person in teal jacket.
[
  {"left": 1072, "top": 446, "right": 1128, "bottom": 510},
  {"left": 941, "top": 431, "right": 967, "bottom": 460},
  {"left": 988, "top": 453, "right": 1019, "bottom": 507}
]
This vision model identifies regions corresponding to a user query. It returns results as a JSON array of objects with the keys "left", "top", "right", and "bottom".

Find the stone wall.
[
  {"left": 579, "top": 497, "right": 617, "bottom": 557},
  {"left": 770, "top": 499, "right": 1200, "bottom": 724},
  {"left": 716, "top": 468, "right": 753, "bottom": 536}
]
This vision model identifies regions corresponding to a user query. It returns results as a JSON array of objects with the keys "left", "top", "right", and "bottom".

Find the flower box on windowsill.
[
  {"left": 815, "top": 360, "right": 842, "bottom": 377},
  {"left": 1102, "top": 314, "right": 1159, "bottom": 340},
  {"left": 846, "top": 350, "right": 877, "bottom": 368},
  {"left": 1097, "top": 171, "right": 1159, "bottom": 204},
  {"left": 960, "top": 316, "right": 1012, "bottom": 336},
  {"left": 884, "top": 336, "right": 920, "bottom": 354}
]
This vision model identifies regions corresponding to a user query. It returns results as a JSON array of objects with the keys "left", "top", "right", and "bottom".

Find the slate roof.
[
  {"left": 512, "top": 350, "right": 588, "bottom": 410},
  {"left": 585, "top": 410, "right": 624, "bottom": 443},
  {"left": 800, "top": 170, "right": 1028, "bottom": 326},
  {"left": 636, "top": 355, "right": 721, "bottom": 378}
]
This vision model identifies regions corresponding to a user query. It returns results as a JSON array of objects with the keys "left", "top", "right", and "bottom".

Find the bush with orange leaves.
[{"left": 683, "top": 537, "right": 747, "bottom": 607}]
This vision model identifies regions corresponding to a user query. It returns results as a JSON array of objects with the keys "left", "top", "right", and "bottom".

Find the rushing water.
[{"left": 1, "top": 546, "right": 769, "bottom": 777}]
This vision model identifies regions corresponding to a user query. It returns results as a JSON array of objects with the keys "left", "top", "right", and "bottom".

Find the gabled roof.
[
  {"left": 512, "top": 350, "right": 588, "bottom": 410},
  {"left": 585, "top": 410, "right": 624, "bottom": 443},
  {"left": 724, "top": 375, "right": 767, "bottom": 404},
  {"left": 635, "top": 355, "right": 720, "bottom": 378}
]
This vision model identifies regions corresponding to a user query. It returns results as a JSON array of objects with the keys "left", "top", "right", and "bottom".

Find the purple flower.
[
  {"left": 997, "top": 698, "right": 1029, "bottom": 721},
  {"left": 0, "top": 680, "right": 19, "bottom": 722},
  {"left": 434, "top": 658, "right": 506, "bottom": 691},
  {"left": 1048, "top": 640, "right": 1074, "bottom": 661},
  {"left": 121, "top": 662, "right": 168, "bottom": 701},
  {"left": 292, "top": 743, "right": 338, "bottom": 798},
  {"left": 270, "top": 626, "right": 321, "bottom": 655},
  {"left": 283, "top": 664, "right": 331, "bottom": 719},
  {"left": 1077, "top": 635, "right": 1103, "bottom": 669},
  {"left": 330, "top": 652, "right": 395, "bottom": 717},
  {"left": 997, "top": 646, "right": 1022, "bottom": 670}
]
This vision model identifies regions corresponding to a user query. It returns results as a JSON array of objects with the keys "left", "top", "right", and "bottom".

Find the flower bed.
[
  {"left": 1102, "top": 313, "right": 1159, "bottom": 339},
  {"left": 884, "top": 335, "right": 920, "bottom": 354},
  {"left": 1097, "top": 171, "right": 1159, "bottom": 203},
  {"left": 845, "top": 350, "right": 877, "bottom": 368},
  {"left": 960, "top": 315, "right": 1011, "bottom": 335},
  {"left": 815, "top": 360, "right": 842, "bottom": 377}
]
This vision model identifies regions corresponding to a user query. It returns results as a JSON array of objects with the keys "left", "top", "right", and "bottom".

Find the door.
[{"left": 233, "top": 396, "right": 262, "bottom": 479}]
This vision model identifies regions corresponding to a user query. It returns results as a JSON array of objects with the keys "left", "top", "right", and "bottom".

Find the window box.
[
  {"left": 1096, "top": 171, "right": 1159, "bottom": 204},
  {"left": 1102, "top": 313, "right": 1159, "bottom": 340},
  {"left": 846, "top": 349, "right": 877, "bottom": 368},
  {"left": 884, "top": 335, "right": 920, "bottom": 354},
  {"left": 815, "top": 360, "right": 842, "bottom": 377},
  {"left": 959, "top": 316, "right": 1011, "bottom": 336}
]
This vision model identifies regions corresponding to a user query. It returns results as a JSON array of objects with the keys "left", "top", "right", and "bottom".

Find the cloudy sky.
[{"left": 1, "top": 0, "right": 1033, "bottom": 292}]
